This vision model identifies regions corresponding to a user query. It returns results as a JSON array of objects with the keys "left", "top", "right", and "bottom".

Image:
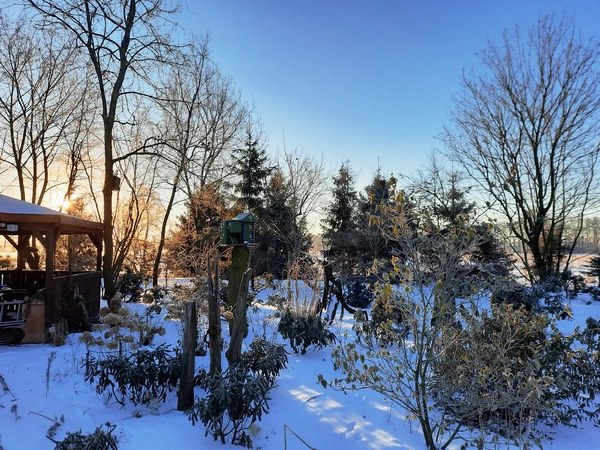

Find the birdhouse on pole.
[{"left": 220, "top": 212, "right": 255, "bottom": 245}]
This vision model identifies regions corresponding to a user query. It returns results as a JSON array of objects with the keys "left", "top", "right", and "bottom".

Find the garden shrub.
[
  {"left": 277, "top": 311, "right": 334, "bottom": 354},
  {"left": 53, "top": 423, "right": 118, "bottom": 450},
  {"left": 80, "top": 304, "right": 165, "bottom": 351},
  {"left": 539, "top": 317, "right": 600, "bottom": 428},
  {"left": 188, "top": 337, "right": 287, "bottom": 448},
  {"left": 240, "top": 337, "right": 288, "bottom": 388},
  {"left": 434, "top": 304, "right": 552, "bottom": 445},
  {"left": 115, "top": 268, "right": 145, "bottom": 302},
  {"left": 84, "top": 344, "right": 181, "bottom": 406},
  {"left": 435, "top": 304, "right": 600, "bottom": 446},
  {"left": 188, "top": 365, "right": 270, "bottom": 448},
  {"left": 342, "top": 277, "right": 374, "bottom": 308},
  {"left": 491, "top": 280, "right": 568, "bottom": 316}
]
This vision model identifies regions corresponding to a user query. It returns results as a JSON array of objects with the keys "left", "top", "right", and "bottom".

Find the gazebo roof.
[{"left": 0, "top": 194, "right": 103, "bottom": 235}]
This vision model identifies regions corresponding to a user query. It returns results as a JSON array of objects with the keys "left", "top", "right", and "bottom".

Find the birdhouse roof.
[{"left": 232, "top": 212, "right": 255, "bottom": 222}]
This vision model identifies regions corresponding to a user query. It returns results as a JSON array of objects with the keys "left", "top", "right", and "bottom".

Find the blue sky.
[{"left": 179, "top": 1, "right": 600, "bottom": 189}]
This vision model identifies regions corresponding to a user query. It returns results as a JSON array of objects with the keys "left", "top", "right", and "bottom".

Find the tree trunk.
[
  {"left": 102, "top": 124, "right": 115, "bottom": 297},
  {"left": 177, "top": 301, "right": 197, "bottom": 411},
  {"left": 225, "top": 269, "right": 251, "bottom": 367},
  {"left": 152, "top": 176, "right": 179, "bottom": 286}
]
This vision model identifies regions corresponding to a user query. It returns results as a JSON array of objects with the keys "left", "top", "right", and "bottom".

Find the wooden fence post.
[
  {"left": 177, "top": 301, "right": 197, "bottom": 411},
  {"left": 207, "top": 255, "right": 222, "bottom": 375}
]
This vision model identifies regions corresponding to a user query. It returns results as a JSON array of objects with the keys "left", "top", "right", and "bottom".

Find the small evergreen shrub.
[
  {"left": 53, "top": 423, "right": 118, "bottom": 450},
  {"left": 115, "top": 268, "right": 145, "bottom": 302},
  {"left": 240, "top": 337, "right": 288, "bottom": 388},
  {"left": 188, "top": 365, "right": 270, "bottom": 448},
  {"left": 84, "top": 344, "right": 181, "bottom": 406},
  {"left": 343, "top": 277, "right": 374, "bottom": 308},
  {"left": 188, "top": 338, "right": 287, "bottom": 448},
  {"left": 277, "top": 311, "right": 335, "bottom": 354}
]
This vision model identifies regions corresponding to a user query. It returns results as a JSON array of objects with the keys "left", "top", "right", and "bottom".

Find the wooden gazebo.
[{"left": 0, "top": 194, "right": 103, "bottom": 330}]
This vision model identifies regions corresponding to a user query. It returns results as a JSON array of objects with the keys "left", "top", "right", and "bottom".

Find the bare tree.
[
  {"left": 445, "top": 16, "right": 600, "bottom": 281},
  {"left": 0, "top": 12, "right": 88, "bottom": 204},
  {"left": 27, "top": 0, "right": 180, "bottom": 295},
  {"left": 112, "top": 153, "right": 160, "bottom": 284},
  {"left": 281, "top": 148, "right": 329, "bottom": 233},
  {"left": 150, "top": 40, "right": 248, "bottom": 285}
]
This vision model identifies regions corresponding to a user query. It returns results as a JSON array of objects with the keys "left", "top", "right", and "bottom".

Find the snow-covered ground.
[{"left": 0, "top": 284, "right": 599, "bottom": 450}]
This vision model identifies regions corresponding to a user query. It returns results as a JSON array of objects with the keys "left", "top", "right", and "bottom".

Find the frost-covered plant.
[
  {"left": 84, "top": 344, "right": 181, "bottom": 406},
  {"left": 79, "top": 305, "right": 165, "bottom": 352},
  {"left": 52, "top": 422, "right": 118, "bottom": 450},
  {"left": 328, "top": 208, "right": 499, "bottom": 450}
]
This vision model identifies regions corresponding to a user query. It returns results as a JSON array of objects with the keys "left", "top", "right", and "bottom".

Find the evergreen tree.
[
  {"left": 232, "top": 129, "right": 272, "bottom": 212},
  {"left": 322, "top": 162, "right": 359, "bottom": 276},
  {"left": 255, "top": 169, "right": 310, "bottom": 278},
  {"left": 355, "top": 170, "right": 398, "bottom": 268},
  {"left": 431, "top": 172, "right": 475, "bottom": 229}
]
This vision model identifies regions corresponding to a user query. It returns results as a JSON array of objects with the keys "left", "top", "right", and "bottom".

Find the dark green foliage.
[
  {"left": 188, "top": 337, "right": 287, "bottom": 448},
  {"left": 342, "top": 277, "right": 374, "bottom": 309},
  {"left": 584, "top": 255, "right": 600, "bottom": 286},
  {"left": 491, "top": 283, "right": 540, "bottom": 311},
  {"left": 254, "top": 169, "right": 311, "bottom": 278},
  {"left": 240, "top": 337, "right": 288, "bottom": 388},
  {"left": 188, "top": 365, "right": 271, "bottom": 448},
  {"left": 540, "top": 317, "right": 600, "bottom": 428},
  {"left": 354, "top": 171, "right": 399, "bottom": 266},
  {"left": 84, "top": 344, "right": 181, "bottom": 406},
  {"left": 232, "top": 129, "right": 272, "bottom": 211},
  {"left": 277, "top": 311, "right": 335, "bottom": 354},
  {"left": 491, "top": 281, "right": 568, "bottom": 316},
  {"left": 322, "top": 163, "right": 360, "bottom": 277},
  {"left": 115, "top": 268, "right": 145, "bottom": 302},
  {"left": 53, "top": 423, "right": 118, "bottom": 450}
]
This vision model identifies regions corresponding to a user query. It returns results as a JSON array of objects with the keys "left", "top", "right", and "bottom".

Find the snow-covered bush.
[
  {"left": 84, "top": 344, "right": 181, "bottom": 406},
  {"left": 52, "top": 422, "right": 118, "bottom": 450},
  {"left": 277, "top": 311, "right": 334, "bottom": 354},
  {"left": 80, "top": 305, "right": 165, "bottom": 351},
  {"left": 188, "top": 337, "right": 287, "bottom": 448},
  {"left": 188, "top": 365, "right": 270, "bottom": 449}
]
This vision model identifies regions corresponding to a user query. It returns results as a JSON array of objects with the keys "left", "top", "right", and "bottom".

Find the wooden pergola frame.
[{"left": 0, "top": 194, "right": 103, "bottom": 307}]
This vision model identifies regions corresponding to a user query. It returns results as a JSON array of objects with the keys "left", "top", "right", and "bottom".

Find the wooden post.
[
  {"left": 207, "top": 255, "right": 222, "bottom": 376},
  {"left": 225, "top": 269, "right": 251, "bottom": 367},
  {"left": 177, "top": 301, "right": 197, "bottom": 411}
]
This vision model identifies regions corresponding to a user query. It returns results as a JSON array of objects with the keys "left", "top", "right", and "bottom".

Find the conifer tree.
[
  {"left": 322, "top": 162, "right": 359, "bottom": 276},
  {"left": 232, "top": 129, "right": 272, "bottom": 212},
  {"left": 356, "top": 170, "right": 398, "bottom": 267}
]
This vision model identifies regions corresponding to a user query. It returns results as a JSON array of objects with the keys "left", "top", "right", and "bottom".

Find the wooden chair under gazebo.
[{"left": 0, "top": 194, "right": 103, "bottom": 343}]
